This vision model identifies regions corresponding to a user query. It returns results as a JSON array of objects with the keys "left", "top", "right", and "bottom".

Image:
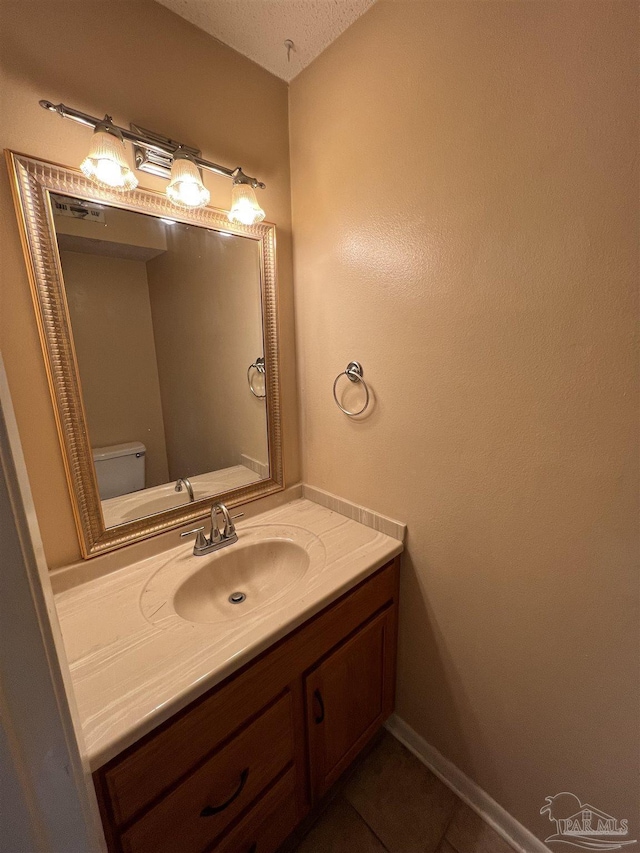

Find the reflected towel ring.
[
  {"left": 333, "top": 361, "right": 370, "bottom": 417},
  {"left": 247, "top": 356, "right": 266, "bottom": 398}
]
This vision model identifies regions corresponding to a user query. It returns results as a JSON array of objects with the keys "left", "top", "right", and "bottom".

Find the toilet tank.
[{"left": 92, "top": 442, "right": 146, "bottom": 500}]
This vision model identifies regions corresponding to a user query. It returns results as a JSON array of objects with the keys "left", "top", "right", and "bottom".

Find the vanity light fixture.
[
  {"left": 39, "top": 100, "right": 267, "bottom": 221},
  {"left": 228, "top": 175, "right": 266, "bottom": 225},
  {"left": 166, "top": 149, "right": 210, "bottom": 209},
  {"left": 80, "top": 116, "right": 138, "bottom": 192}
]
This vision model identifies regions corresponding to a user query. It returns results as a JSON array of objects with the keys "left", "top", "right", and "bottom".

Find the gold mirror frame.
[{"left": 6, "top": 150, "right": 283, "bottom": 557}]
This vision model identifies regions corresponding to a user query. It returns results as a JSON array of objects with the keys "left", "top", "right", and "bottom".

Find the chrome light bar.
[{"left": 39, "top": 100, "right": 266, "bottom": 189}]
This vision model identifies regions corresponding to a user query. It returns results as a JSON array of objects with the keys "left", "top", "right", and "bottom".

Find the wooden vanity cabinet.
[
  {"left": 305, "top": 607, "right": 395, "bottom": 800},
  {"left": 93, "top": 557, "right": 399, "bottom": 853}
]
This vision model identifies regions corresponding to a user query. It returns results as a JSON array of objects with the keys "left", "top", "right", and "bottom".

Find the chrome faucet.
[
  {"left": 175, "top": 477, "right": 195, "bottom": 502},
  {"left": 180, "top": 502, "right": 244, "bottom": 556},
  {"left": 211, "top": 502, "right": 237, "bottom": 540}
]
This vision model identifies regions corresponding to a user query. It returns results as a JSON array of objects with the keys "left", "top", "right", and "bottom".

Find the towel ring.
[
  {"left": 333, "top": 361, "right": 370, "bottom": 417},
  {"left": 247, "top": 356, "right": 266, "bottom": 399}
]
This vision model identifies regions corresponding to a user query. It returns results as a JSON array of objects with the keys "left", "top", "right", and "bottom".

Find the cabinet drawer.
[
  {"left": 120, "top": 692, "right": 294, "bottom": 853},
  {"left": 104, "top": 670, "right": 287, "bottom": 827},
  {"left": 213, "top": 767, "right": 297, "bottom": 853}
]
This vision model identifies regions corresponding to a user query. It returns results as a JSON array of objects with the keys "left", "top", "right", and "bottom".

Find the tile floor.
[{"left": 290, "top": 732, "right": 518, "bottom": 853}]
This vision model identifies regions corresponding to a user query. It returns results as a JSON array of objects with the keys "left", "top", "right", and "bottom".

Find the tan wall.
[
  {"left": 0, "top": 0, "right": 299, "bottom": 568},
  {"left": 147, "top": 225, "right": 268, "bottom": 479},
  {"left": 290, "top": 0, "right": 638, "bottom": 840},
  {"left": 60, "top": 251, "right": 170, "bottom": 488}
]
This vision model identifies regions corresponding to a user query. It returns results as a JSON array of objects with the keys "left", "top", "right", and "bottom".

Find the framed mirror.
[{"left": 7, "top": 151, "right": 283, "bottom": 557}]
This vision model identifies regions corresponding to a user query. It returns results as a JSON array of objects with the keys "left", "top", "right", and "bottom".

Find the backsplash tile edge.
[{"left": 302, "top": 484, "right": 406, "bottom": 543}]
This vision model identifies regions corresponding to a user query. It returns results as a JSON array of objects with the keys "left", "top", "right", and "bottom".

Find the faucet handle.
[
  {"left": 225, "top": 512, "right": 244, "bottom": 537},
  {"left": 229, "top": 513, "right": 244, "bottom": 533},
  {"left": 180, "top": 526, "right": 205, "bottom": 537},
  {"left": 180, "top": 526, "right": 208, "bottom": 551}
]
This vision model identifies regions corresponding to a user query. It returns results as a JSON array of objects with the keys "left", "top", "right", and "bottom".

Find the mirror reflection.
[{"left": 52, "top": 194, "right": 269, "bottom": 528}]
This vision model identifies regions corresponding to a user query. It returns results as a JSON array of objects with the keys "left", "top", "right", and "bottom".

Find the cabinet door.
[{"left": 305, "top": 608, "right": 395, "bottom": 800}]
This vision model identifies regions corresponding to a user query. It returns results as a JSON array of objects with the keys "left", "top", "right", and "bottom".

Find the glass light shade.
[
  {"left": 80, "top": 128, "right": 138, "bottom": 191},
  {"left": 166, "top": 156, "right": 210, "bottom": 209},
  {"left": 228, "top": 182, "right": 266, "bottom": 225}
]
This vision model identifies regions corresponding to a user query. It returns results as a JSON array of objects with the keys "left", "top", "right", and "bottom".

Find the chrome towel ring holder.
[
  {"left": 247, "top": 356, "right": 266, "bottom": 398},
  {"left": 333, "top": 361, "right": 370, "bottom": 417}
]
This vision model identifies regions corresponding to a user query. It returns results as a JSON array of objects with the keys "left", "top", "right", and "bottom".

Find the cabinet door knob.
[
  {"left": 200, "top": 768, "right": 249, "bottom": 816},
  {"left": 314, "top": 688, "right": 325, "bottom": 724}
]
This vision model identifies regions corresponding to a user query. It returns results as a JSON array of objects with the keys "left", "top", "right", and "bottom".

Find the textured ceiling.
[{"left": 155, "top": 0, "right": 376, "bottom": 82}]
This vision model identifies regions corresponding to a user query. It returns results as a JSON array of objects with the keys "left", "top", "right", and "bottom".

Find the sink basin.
[
  {"left": 140, "top": 524, "right": 327, "bottom": 628},
  {"left": 173, "top": 538, "right": 310, "bottom": 623}
]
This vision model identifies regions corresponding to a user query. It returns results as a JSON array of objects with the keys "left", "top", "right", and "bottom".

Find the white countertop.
[{"left": 55, "top": 497, "right": 404, "bottom": 770}]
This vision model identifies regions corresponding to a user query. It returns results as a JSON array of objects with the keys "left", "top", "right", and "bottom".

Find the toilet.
[{"left": 91, "top": 442, "right": 146, "bottom": 500}]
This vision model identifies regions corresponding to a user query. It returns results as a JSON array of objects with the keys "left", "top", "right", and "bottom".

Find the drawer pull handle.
[
  {"left": 200, "top": 768, "right": 249, "bottom": 817},
  {"left": 314, "top": 688, "right": 325, "bottom": 724}
]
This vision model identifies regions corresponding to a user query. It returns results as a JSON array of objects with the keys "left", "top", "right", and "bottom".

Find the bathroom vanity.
[
  {"left": 10, "top": 150, "right": 405, "bottom": 851},
  {"left": 54, "top": 495, "right": 404, "bottom": 853},
  {"left": 95, "top": 559, "right": 398, "bottom": 853}
]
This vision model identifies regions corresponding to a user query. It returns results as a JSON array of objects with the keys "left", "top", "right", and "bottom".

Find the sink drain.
[{"left": 228, "top": 591, "right": 246, "bottom": 604}]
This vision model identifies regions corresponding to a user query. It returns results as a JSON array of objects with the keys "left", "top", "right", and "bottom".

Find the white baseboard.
[{"left": 385, "top": 714, "right": 550, "bottom": 853}]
